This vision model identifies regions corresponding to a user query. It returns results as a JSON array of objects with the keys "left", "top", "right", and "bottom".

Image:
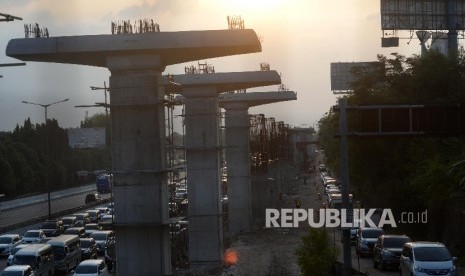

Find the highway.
[
  {"left": 0, "top": 185, "right": 113, "bottom": 275},
  {"left": 0, "top": 185, "right": 111, "bottom": 232}
]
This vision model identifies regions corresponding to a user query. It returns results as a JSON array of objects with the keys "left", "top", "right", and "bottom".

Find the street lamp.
[
  {"left": 22, "top": 98, "right": 69, "bottom": 123},
  {"left": 21, "top": 98, "right": 69, "bottom": 220}
]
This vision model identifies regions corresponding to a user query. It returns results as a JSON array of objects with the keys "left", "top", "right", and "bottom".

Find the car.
[
  {"left": 106, "top": 202, "right": 114, "bottom": 214},
  {"left": 73, "top": 213, "right": 91, "bottom": 227},
  {"left": 94, "top": 207, "right": 109, "bottom": 215},
  {"left": 79, "top": 238, "right": 98, "bottom": 260},
  {"left": 90, "top": 231, "right": 115, "bottom": 254},
  {"left": 175, "top": 188, "right": 187, "bottom": 202},
  {"left": 61, "top": 216, "right": 78, "bottom": 230},
  {"left": 356, "top": 227, "right": 384, "bottom": 257},
  {"left": 399, "top": 241, "right": 457, "bottom": 276},
  {"left": 40, "top": 220, "right": 64, "bottom": 237},
  {"left": 72, "top": 259, "right": 109, "bottom": 276},
  {"left": 86, "top": 210, "right": 101, "bottom": 223},
  {"left": 98, "top": 215, "right": 114, "bottom": 230},
  {"left": 325, "top": 184, "right": 339, "bottom": 193},
  {"left": 320, "top": 171, "right": 329, "bottom": 182},
  {"left": 373, "top": 234, "right": 412, "bottom": 270},
  {"left": 325, "top": 188, "right": 341, "bottom": 197},
  {"left": 64, "top": 227, "right": 87, "bottom": 238},
  {"left": 21, "top": 230, "right": 46, "bottom": 244},
  {"left": 0, "top": 265, "right": 35, "bottom": 276},
  {"left": 6, "top": 244, "right": 31, "bottom": 267},
  {"left": 0, "top": 234, "right": 23, "bottom": 257},
  {"left": 84, "top": 193, "right": 100, "bottom": 205},
  {"left": 323, "top": 177, "right": 337, "bottom": 187},
  {"left": 84, "top": 223, "right": 102, "bottom": 236}
]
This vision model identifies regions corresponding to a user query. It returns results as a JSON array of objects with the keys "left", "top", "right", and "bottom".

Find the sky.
[{"left": 0, "top": 0, "right": 423, "bottom": 132}]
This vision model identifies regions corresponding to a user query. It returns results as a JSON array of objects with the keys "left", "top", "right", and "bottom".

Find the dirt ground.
[{"left": 220, "top": 173, "right": 319, "bottom": 276}]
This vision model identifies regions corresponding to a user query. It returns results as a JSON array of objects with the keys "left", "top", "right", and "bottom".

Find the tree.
[
  {"left": 318, "top": 50, "right": 465, "bottom": 256},
  {"left": 295, "top": 228, "right": 337, "bottom": 276}
]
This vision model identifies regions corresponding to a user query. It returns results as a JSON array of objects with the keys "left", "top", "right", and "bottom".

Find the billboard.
[
  {"left": 68, "top": 127, "right": 106, "bottom": 148},
  {"left": 330, "top": 62, "right": 383, "bottom": 93},
  {"left": 381, "top": 0, "right": 465, "bottom": 30}
]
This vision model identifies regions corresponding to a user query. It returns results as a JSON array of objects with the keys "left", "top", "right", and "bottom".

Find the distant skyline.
[{"left": 1, "top": 0, "right": 424, "bottom": 132}]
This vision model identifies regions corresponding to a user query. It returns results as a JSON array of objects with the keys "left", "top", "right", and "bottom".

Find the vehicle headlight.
[
  {"left": 450, "top": 266, "right": 457, "bottom": 273},
  {"left": 414, "top": 265, "right": 426, "bottom": 272}
]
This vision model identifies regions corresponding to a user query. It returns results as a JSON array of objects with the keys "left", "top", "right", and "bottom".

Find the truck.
[{"left": 96, "top": 174, "right": 112, "bottom": 194}]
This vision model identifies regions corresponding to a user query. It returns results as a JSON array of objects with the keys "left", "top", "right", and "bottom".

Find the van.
[
  {"left": 46, "top": 235, "right": 81, "bottom": 273},
  {"left": 13, "top": 243, "right": 55, "bottom": 276},
  {"left": 328, "top": 193, "right": 353, "bottom": 210},
  {"left": 400, "top": 241, "right": 457, "bottom": 276}
]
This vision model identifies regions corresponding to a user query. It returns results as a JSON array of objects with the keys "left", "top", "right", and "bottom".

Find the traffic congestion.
[
  {"left": 0, "top": 195, "right": 115, "bottom": 276},
  {"left": 314, "top": 156, "right": 458, "bottom": 276}
]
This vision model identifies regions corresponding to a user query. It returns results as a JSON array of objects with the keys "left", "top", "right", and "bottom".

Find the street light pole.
[{"left": 21, "top": 98, "right": 69, "bottom": 220}]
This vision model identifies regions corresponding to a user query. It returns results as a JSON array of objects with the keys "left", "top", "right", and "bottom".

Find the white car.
[
  {"left": 21, "top": 230, "right": 46, "bottom": 244},
  {"left": 400, "top": 242, "right": 457, "bottom": 276},
  {"left": 1, "top": 265, "right": 35, "bottom": 276},
  {"left": 73, "top": 259, "right": 109, "bottom": 276},
  {"left": 0, "top": 234, "right": 22, "bottom": 257}
]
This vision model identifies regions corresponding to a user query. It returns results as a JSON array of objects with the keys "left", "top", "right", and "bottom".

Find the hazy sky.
[{"left": 0, "top": 0, "right": 422, "bottom": 132}]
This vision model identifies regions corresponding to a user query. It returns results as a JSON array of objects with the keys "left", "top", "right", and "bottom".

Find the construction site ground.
[{"left": 220, "top": 170, "right": 320, "bottom": 276}]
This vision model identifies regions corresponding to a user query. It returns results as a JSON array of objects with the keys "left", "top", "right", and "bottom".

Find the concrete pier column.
[
  {"left": 223, "top": 102, "right": 252, "bottom": 235},
  {"left": 183, "top": 87, "right": 223, "bottom": 270},
  {"left": 107, "top": 55, "right": 171, "bottom": 275}
]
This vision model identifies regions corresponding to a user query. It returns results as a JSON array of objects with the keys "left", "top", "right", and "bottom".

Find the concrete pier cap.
[
  {"left": 219, "top": 90, "right": 297, "bottom": 108},
  {"left": 165, "top": 70, "right": 281, "bottom": 95},
  {"left": 6, "top": 29, "right": 262, "bottom": 67}
]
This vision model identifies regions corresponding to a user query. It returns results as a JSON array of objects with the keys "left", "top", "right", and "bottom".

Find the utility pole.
[
  {"left": 90, "top": 82, "right": 110, "bottom": 117},
  {"left": 21, "top": 98, "right": 69, "bottom": 220},
  {"left": 338, "top": 98, "right": 352, "bottom": 276}
]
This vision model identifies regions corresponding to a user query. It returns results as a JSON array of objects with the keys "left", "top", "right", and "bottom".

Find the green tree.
[
  {"left": 0, "top": 153, "right": 16, "bottom": 195},
  {"left": 318, "top": 50, "right": 465, "bottom": 257},
  {"left": 80, "top": 113, "right": 108, "bottom": 128},
  {"left": 295, "top": 228, "right": 337, "bottom": 276}
]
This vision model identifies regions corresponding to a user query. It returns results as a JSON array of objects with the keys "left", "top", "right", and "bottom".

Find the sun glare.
[{"left": 222, "top": 0, "right": 286, "bottom": 13}]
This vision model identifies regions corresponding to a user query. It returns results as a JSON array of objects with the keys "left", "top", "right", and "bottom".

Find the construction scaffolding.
[
  {"left": 249, "top": 114, "right": 292, "bottom": 173},
  {"left": 164, "top": 92, "right": 188, "bottom": 269}
]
